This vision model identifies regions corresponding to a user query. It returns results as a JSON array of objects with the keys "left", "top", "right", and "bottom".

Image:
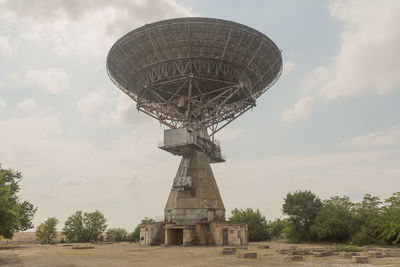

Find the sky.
[{"left": 0, "top": 0, "right": 399, "bottom": 231}]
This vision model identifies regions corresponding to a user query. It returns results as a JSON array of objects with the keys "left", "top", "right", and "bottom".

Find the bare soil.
[{"left": 1, "top": 241, "right": 399, "bottom": 266}]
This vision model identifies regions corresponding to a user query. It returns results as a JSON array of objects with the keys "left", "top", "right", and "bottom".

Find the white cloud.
[
  {"left": 59, "top": 177, "right": 87, "bottom": 186},
  {"left": 342, "top": 125, "right": 400, "bottom": 149},
  {"left": 218, "top": 129, "right": 242, "bottom": 142},
  {"left": 77, "top": 90, "right": 106, "bottom": 118},
  {"left": 17, "top": 98, "right": 37, "bottom": 112},
  {"left": 24, "top": 68, "right": 70, "bottom": 94},
  {"left": 77, "top": 90, "right": 149, "bottom": 127},
  {"left": 0, "top": 115, "right": 63, "bottom": 143},
  {"left": 280, "top": 96, "right": 315, "bottom": 122},
  {"left": 0, "top": 34, "right": 14, "bottom": 56},
  {"left": 282, "top": 61, "right": 295, "bottom": 77},
  {"left": 0, "top": 0, "right": 193, "bottom": 57},
  {"left": 0, "top": 98, "right": 6, "bottom": 110},
  {"left": 282, "top": 0, "right": 400, "bottom": 121},
  {"left": 100, "top": 93, "right": 141, "bottom": 126}
]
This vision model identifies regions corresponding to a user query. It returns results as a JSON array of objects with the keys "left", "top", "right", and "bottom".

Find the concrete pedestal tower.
[{"left": 165, "top": 151, "right": 226, "bottom": 225}]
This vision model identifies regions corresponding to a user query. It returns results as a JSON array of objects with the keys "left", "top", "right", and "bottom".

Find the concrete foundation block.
[
  {"left": 383, "top": 250, "right": 400, "bottom": 257},
  {"left": 278, "top": 249, "right": 289, "bottom": 254},
  {"left": 289, "top": 250, "right": 303, "bottom": 255},
  {"left": 301, "top": 249, "right": 313, "bottom": 255},
  {"left": 313, "top": 251, "right": 333, "bottom": 257},
  {"left": 221, "top": 250, "right": 235, "bottom": 255},
  {"left": 237, "top": 252, "right": 257, "bottom": 259},
  {"left": 343, "top": 252, "right": 359, "bottom": 259},
  {"left": 286, "top": 255, "right": 303, "bottom": 261},
  {"left": 352, "top": 256, "right": 369, "bottom": 263},
  {"left": 367, "top": 251, "right": 383, "bottom": 258}
]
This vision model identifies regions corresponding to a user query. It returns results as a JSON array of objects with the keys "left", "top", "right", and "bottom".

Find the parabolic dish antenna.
[
  {"left": 107, "top": 17, "right": 282, "bottom": 135},
  {"left": 107, "top": 17, "right": 282, "bottom": 246}
]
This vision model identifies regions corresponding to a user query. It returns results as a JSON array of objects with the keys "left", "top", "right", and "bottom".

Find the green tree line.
[
  {"left": 2, "top": 165, "right": 399, "bottom": 246},
  {"left": 230, "top": 190, "right": 400, "bottom": 246},
  {"left": 35, "top": 211, "right": 150, "bottom": 243},
  {"left": 282, "top": 190, "right": 400, "bottom": 245}
]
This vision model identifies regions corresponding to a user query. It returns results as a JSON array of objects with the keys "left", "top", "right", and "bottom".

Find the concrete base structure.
[
  {"left": 141, "top": 221, "right": 248, "bottom": 246},
  {"left": 139, "top": 149, "right": 248, "bottom": 246}
]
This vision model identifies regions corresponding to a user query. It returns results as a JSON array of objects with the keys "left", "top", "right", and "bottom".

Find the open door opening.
[
  {"left": 222, "top": 229, "right": 228, "bottom": 246},
  {"left": 166, "top": 229, "right": 183, "bottom": 245}
]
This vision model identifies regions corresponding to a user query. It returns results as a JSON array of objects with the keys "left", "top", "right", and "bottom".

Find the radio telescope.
[{"left": 107, "top": 17, "right": 282, "bottom": 246}]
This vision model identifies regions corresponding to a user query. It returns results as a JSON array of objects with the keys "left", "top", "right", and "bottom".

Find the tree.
[
  {"left": 351, "top": 194, "right": 382, "bottom": 245},
  {"left": 310, "top": 196, "right": 356, "bottom": 242},
  {"left": 282, "top": 190, "right": 322, "bottom": 242},
  {"left": 129, "top": 217, "right": 155, "bottom": 242},
  {"left": 106, "top": 228, "right": 127, "bottom": 242},
  {"left": 36, "top": 217, "right": 58, "bottom": 243},
  {"left": 229, "top": 208, "right": 270, "bottom": 241},
  {"left": 83, "top": 211, "right": 107, "bottom": 242},
  {"left": 372, "top": 192, "right": 400, "bottom": 245},
  {"left": 62, "top": 210, "right": 107, "bottom": 242},
  {"left": 0, "top": 166, "right": 37, "bottom": 239},
  {"left": 62, "top": 211, "right": 84, "bottom": 242}
]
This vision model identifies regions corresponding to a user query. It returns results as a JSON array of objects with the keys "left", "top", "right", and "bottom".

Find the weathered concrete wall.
[
  {"left": 139, "top": 222, "right": 164, "bottom": 245},
  {"left": 211, "top": 222, "right": 248, "bottom": 246},
  {"left": 183, "top": 228, "right": 195, "bottom": 245}
]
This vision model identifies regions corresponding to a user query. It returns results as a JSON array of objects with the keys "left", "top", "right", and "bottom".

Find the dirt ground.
[{"left": 1, "top": 241, "right": 400, "bottom": 267}]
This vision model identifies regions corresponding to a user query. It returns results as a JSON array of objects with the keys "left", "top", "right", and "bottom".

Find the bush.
[
  {"left": 106, "top": 228, "right": 127, "bottom": 242},
  {"left": 351, "top": 227, "right": 378, "bottom": 246}
]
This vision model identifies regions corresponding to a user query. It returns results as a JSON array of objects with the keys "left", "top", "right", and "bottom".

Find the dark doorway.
[
  {"left": 166, "top": 229, "right": 183, "bottom": 245},
  {"left": 222, "top": 229, "right": 228, "bottom": 245}
]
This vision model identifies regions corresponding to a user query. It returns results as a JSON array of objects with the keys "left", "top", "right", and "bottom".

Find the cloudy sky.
[{"left": 1, "top": 0, "right": 399, "bottom": 231}]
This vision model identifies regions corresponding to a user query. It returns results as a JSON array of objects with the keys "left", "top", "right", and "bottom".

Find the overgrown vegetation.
[{"left": 0, "top": 166, "right": 37, "bottom": 239}]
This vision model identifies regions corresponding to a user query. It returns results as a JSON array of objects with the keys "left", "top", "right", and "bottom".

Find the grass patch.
[{"left": 333, "top": 245, "right": 363, "bottom": 252}]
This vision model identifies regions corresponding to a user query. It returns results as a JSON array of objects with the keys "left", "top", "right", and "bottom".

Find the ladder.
[
  {"left": 150, "top": 222, "right": 164, "bottom": 246},
  {"left": 202, "top": 223, "right": 213, "bottom": 245}
]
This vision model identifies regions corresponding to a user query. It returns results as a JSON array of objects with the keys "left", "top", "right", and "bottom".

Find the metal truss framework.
[{"left": 107, "top": 17, "right": 282, "bottom": 137}]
